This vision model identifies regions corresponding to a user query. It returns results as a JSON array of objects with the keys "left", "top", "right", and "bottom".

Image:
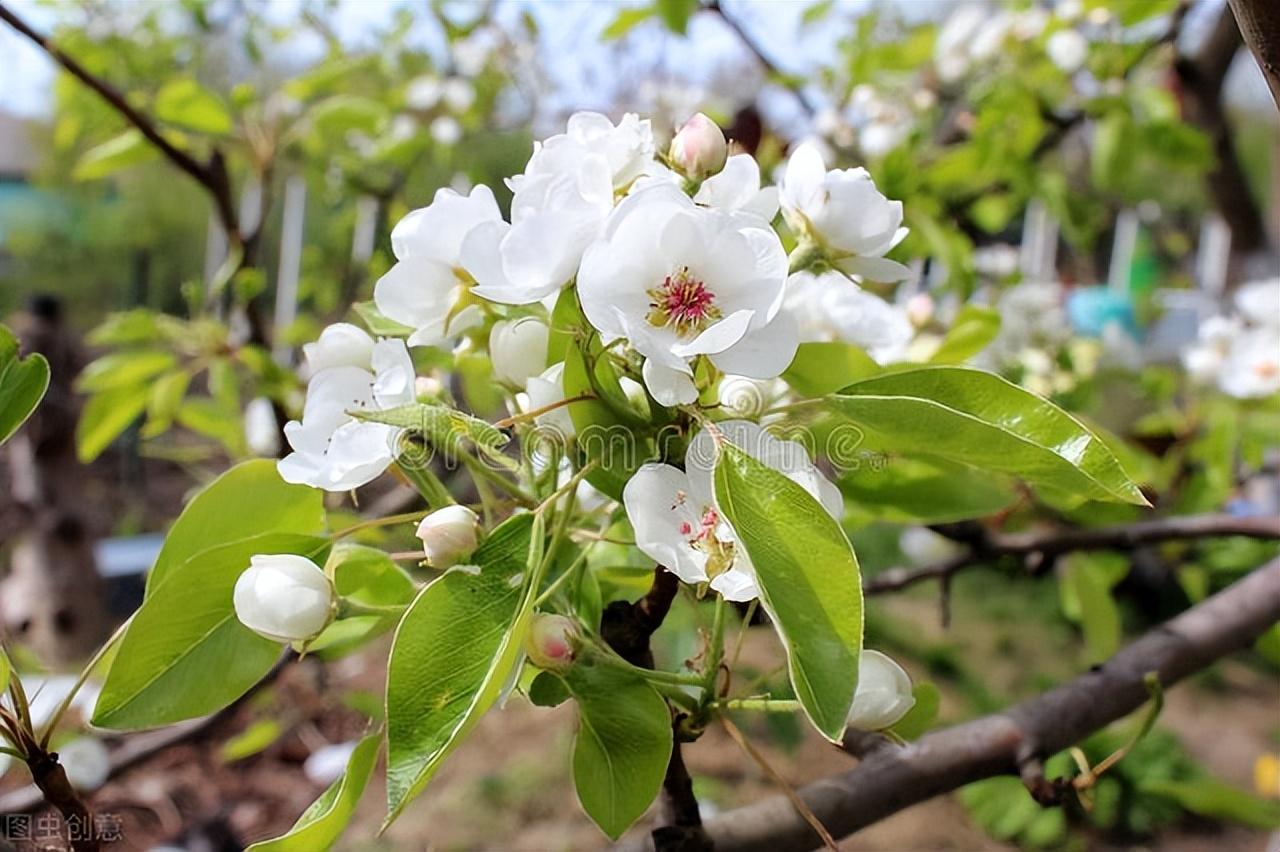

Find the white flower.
[
  {"left": 780, "top": 143, "right": 910, "bottom": 283},
  {"left": 376, "top": 185, "right": 503, "bottom": 347},
  {"left": 935, "top": 5, "right": 987, "bottom": 82},
  {"left": 1235, "top": 278, "right": 1280, "bottom": 329},
  {"left": 669, "top": 112, "right": 728, "bottom": 180},
  {"left": 1219, "top": 330, "right": 1280, "bottom": 399},
  {"left": 578, "top": 182, "right": 794, "bottom": 402},
  {"left": 302, "top": 322, "right": 376, "bottom": 375},
  {"left": 489, "top": 317, "right": 549, "bottom": 387},
  {"left": 693, "top": 153, "right": 779, "bottom": 222},
  {"left": 525, "top": 614, "right": 581, "bottom": 672},
  {"left": 233, "top": 554, "right": 335, "bottom": 644},
  {"left": 278, "top": 337, "right": 416, "bottom": 492},
  {"left": 899, "top": 527, "right": 962, "bottom": 566},
  {"left": 1046, "top": 29, "right": 1088, "bottom": 73},
  {"left": 846, "top": 650, "right": 915, "bottom": 731},
  {"left": 1182, "top": 315, "right": 1239, "bottom": 384},
  {"left": 461, "top": 112, "right": 655, "bottom": 306},
  {"left": 416, "top": 504, "right": 481, "bottom": 568},
  {"left": 717, "top": 375, "right": 786, "bottom": 419},
  {"left": 57, "top": 737, "right": 111, "bottom": 792},
  {"left": 442, "top": 78, "right": 475, "bottom": 112},
  {"left": 623, "top": 420, "right": 841, "bottom": 601},
  {"left": 405, "top": 76, "right": 442, "bottom": 110},
  {"left": 430, "top": 115, "right": 462, "bottom": 146},
  {"left": 244, "top": 397, "right": 281, "bottom": 457},
  {"left": 304, "top": 741, "right": 358, "bottom": 787},
  {"left": 525, "top": 362, "right": 576, "bottom": 439},
  {"left": 785, "top": 271, "right": 914, "bottom": 364}
]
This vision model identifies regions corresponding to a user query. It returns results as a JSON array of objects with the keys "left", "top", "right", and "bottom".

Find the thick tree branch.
[
  {"left": 1228, "top": 0, "right": 1280, "bottom": 109},
  {"left": 618, "top": 556, "right": 1280, "bottom": 852},
  {"left": 864, "top": 512, "right": 1280, "bottom": 596}
]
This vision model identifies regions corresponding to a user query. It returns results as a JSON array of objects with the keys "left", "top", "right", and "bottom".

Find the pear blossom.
[
  {"left": 525, "top": 614, "right": 581, "bottom": 672},
  {"left": 846, "top": 650, "right": 915, "bottom": 731},
  {"left": 934, "top": 5, "right": 987, "bottom": 82},
  {"left": 578, "top": 182, "right": 795, "bottom": 403},
  {"left": 525, "top": 362, "right": 575, "bottom": 439},
  {"left": 461, "top": 112, "right": 656, "bottom": 305},
  {"left": 780, "top": 143, "right": 910, "bottom": 283},
  {"left": 430, "top": 115, "right": 463, "bottom": 146},
  {"left": 302, "top": 322, "right": 376, "bottom": 374},
  {"left": 693, "top": 153, "right": 779, "bottom": 222},
  {"left": 1183, "top": 316, "right": 1240, "bottom": 384},
  {"left": 442, "top": 77, "right": 476, "bottom": 112},
  {"left": 489, "top": 317, "right": 549, "bottom": 387},
  {"left": 1046, "top": 29, "right": 1088, "bottom": 73},
  {"left": 244, "top": 396, "right": 281, "bottom": 457},
  {"left": 1219, "top": 331, "right": 1280, "bottom": 399},
  {"left": 376, "top": 185, "right": 503, "bottom": 347},
  {"left": 1234, "top": 278, "right": 1280, "bottom": 329},
  {"left": 416, "top": 505, "right": 481, "bottom": 568},
  {"left": 623, "top": 420, "right": 841, "bottom": 601},
  {"left": 669, "top": 112, "right": 727, "bottom": 180},
  {"left": 784, "top": 271, "right": 914, "bottom": 364},
  {"left": 899, "top": 527, "right": 963, "bottom": 566},
  {"left": 278, "top": 331, "right": 416, "bottom": 492},
  {"left": 233, "top": 554, "right": 335, "bottom": 644}
]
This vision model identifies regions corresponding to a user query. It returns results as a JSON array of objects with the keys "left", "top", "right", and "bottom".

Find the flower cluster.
[
  {"left": 279, "top": 110, "right": 912, "bottom": 494},
  {"left": 1183, "top": 278, "right": 1280, "bottom": 399}
]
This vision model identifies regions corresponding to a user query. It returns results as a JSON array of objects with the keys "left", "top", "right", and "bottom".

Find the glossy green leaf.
[
  {"left": 929, "top": 305, "right": 1000, "bottom": 364},
  {"left": 563, "top": 340, "right": 647, "bottom": 501},
  {"left": 830, "top": 367, "right": 1148, "bottom": 505},
  {"left": 93, "top": 533, "right": 328, "bottom": 729},
  {"left": 840, "top": 456, "right": 1016, "bottom": 525},
  {"left": 147, "top": 460, "right": 327, "bottom": 594},
  {"left": 714, "top": 443, "right": 863, "bottom": 740},
  {"left": 784, "top": 341, "right": 880, "bottom": 396},
  {"left": 328, "top": 544, "right": 415, "bottom": 606},
  {"left": 75, "top": 350, "right": 177, "bottom": 393},
  {"left": 71, "top": 129, "right": 160, "bottom": 181},
  {"left": 1065, "top": 557, "right": 1121, "bottom": 663},
  {"left": 76, "top": 382, "right": 150, "bottom": 463},
  {"left": 155, "top": 78, "right": 233, "bottom": 134},
  {"left": 142, "top": 369, "right": 193, "bottom": 438},
  {"left": 1141, "top": 777, "right": 1280, "bottom": 829},
  {"left": 248, "top": 733, "right": 381, "bottom": 851},
  {"left": 0, "top": 325, "right": 50, "bottom": 447},
  {"left": 563, "top": 658, "right": 672, "bottom": 839},
  {"left": 888, "top": 681, "right": 940, "bottom": 741},
  {"left": 384, "top": 514, "right": 536, "bottom": 827},
  {"left": 528, "top": 671, "right": 570, "bottom": 707}
]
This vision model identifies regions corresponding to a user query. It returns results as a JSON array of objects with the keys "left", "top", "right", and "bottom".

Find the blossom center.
[
  {"left": 647, "top": 267, "right": 720, "bottom": 336},
  {"left": 678, "top": 505, "right": 734, "bottom": 580}
]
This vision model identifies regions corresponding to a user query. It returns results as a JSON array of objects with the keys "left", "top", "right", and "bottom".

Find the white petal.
[
  {"left": 622, "top": 464, "right": 708, "bottom": 585},
  {"left": 710, "top": 310, "right": 799, "bottom": 379},
  {"left": 642, "top": 359, "right": 699, "bottom": 406}
]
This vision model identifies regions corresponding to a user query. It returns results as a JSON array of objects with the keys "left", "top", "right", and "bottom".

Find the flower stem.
[
  {"left": 329, "top": 510, "right": 429, "bottom": 541},
  {"left": 492, "top": 393, "right": 595, "bottom": 428}
]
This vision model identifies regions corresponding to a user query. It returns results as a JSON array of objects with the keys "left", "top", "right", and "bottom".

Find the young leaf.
[
  {"left": 75, "top": 350, "right": 177, "bottom": 393},
  {"left": 783, "top": 341, "right": 880, "bottom": 396},
  {"left": 247, "top": 733, "right": 381, "bottom": 851},
  {"left": 154, "top": 78, "right": 233, "bottom": 135},
  {"left": 888, "top": 682, "right": 940, "bottom": 741},
  {"left": 93, "top": 533, "right": 329, "bottom": 729},
  {"left": 830, "top": 367, "right": 1148, "bottom": 505},
  {"left": 563, "top": 659, "right": 673, "bottom": 839},
  {"left": 562, "top": 339, "right": 649, "bottom": 500},
  {"left": 147, "top": 459, "right": 327, "bottom": 594},
  {"left": 384, "top": 514, "right": 537, "bottom": 827},
  {"left": 714, "top": 443, "right": 864, "bottom": 741},
  {"left": 76, "top": 383, "right": 150, "bottom": 463},
  {"left": 840, "top": 456, "right": 1016, "bottom": 526},
  {"left": 929, "top": 305, "right": 1000, "bottom": 364},
  {"left": 0, "top": 325, "right": 50, "bottom": 447},
  {"left": 71, "top": 129, "right": 160, "bottom": 181}
]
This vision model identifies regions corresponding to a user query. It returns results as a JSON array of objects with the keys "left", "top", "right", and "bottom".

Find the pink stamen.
[{"left": 647, "top": 267, "right": 721, "bottom": 335}]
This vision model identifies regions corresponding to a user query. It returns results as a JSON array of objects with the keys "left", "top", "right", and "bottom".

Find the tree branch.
[
  {"left": 617, "top": 556, "right": 1280, "bottom": 852},
  {"left": 1228, "top": 0, "right": 1280, "bottom": 110},
  {"left": 705, "top": 0, "right": 817, "bottom": 116},
  {"left": 864, "top": 513, "right": 1280, "bottom": 597},
  {"left": 0, "top": 2, "right": 239, "bottom": 236}
]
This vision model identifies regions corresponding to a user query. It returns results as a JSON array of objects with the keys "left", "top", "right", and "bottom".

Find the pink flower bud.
[
  {"left": 525, "top": 614, "right": 581, "bottom": 673},
  {"left": 669, "top": 113, "right": 728, "bottom": 180}
]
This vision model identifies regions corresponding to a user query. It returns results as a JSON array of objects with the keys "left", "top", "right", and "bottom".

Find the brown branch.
[
  {"left": 0, "top": 2, "right": 238, "bottom": 238},
  {"left": 617, "top": 556, "right": 1280, "bottom": 852},
  {"left": 705, "top": 0, "right": 816, "bottom": 116},
  {"left": 1228, "top": 0, "right": 1280, "bottom": 110},
  {"left": 864, "top": 513, "right": 1280, "bottom": 596}
]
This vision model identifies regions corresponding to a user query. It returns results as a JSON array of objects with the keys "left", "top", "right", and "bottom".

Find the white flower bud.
[
  {"left": 905, "top": 293, "right": 935, "bottom": 329},
  {"left": 669, "top": 113, "right": 728, "bottom": 180},
  {"left": 846, "top": 650, "right": 915, "bottom": 731},
  {"left": 489, "top": 317, "right": 550, "bottom": 387},
  {"left": 57, "top": 737, "right": 111, "bottom": 792},
  {"left": 416, "top": 505, "right": 481, "bottom": 568},
  {"left": 525, "top": 614, "right": 581, "bottom": 673},
  {"left": 304, "top": 740, "right": 358, "bottom": 786},
  {"left": 244, "top": 397, "right": 281, "bottom": 457},
  {"left": 233, "top": 554, "right": 335, "bottom": 644},
  {"left": 302, "top": 322, "right": 375, "bottom": 374}
]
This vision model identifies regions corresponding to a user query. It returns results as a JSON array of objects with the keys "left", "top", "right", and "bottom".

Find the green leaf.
[
  {"left": 329, "top": 544, "right": 415, "bottom": 606},
  {"left": 71, "top": 129, "right": 160, "bottom": 181},
  {"left": 0, "top": 648, "right": 10, "bottom": 695},
  {"left": 155, "top": 78, "right": 233, "bottom": 135},
  {"left": 310, "top": 95, "right": 388, "bottom": 137},
  {"left": 351, "top": 301, "right": 414, "bottom": 337},
  {"left": 714, "top": 443, "right": 863, "bottom": 740},
  {"left": 830, "top": 367, "right": 1148, "bottom": 505},
  {"left": 563, "top": 658, "right": 672, "bottom": 839},
  {"left": 93, "top": 533, "right": 328, "bottom": 729},
  {"left": 784, "top": 341, "right": 881, "bottom": 396},
  {"left": 840, "top": 457, "right": 1016, "bottom": 525},
  {"left": 929, "top": 305, "right": 1000, "bottom": 364},
  {"left": 888, "top": 681, "right": 940, "bottom": 741},
  {"left": 352, "top": 403, "right": 508, "bottom": 461},
  {"left": 0, "top": 325, "right": 50, "bottom": 447},
  {"left": 148, "top": 460, "right": 327, "bottom": 594},
  {"left": 76, "top": 382, "right": 150, "bottom": 463},
  {"left": 528, "top": 671, "right": 570, "bottom": 707},
  {"left": 76, "top": 350, "right": 177, "bottom": 393},
  {"left": 562, "top": 339, "right": 648, "bottom": 500},
  {"left": 601, "top": 5, "right": 656, "bottom": 40},
  {"left": 222, "top": 719, "right": 285, "bottom": 762},
  {"left": 248, "top": 733, "right": 381, "bottom": 851},
  {"left": 142, "top": 369, "right": 192, "bottom": 439},
  {"left": 1141, "top": 777, "right": 1280, "bottom": 829},
  {"left": 655, "top": 0, "right": 699, "bottom": 35},
  {"left": 801, "top": 0, "right": 835, "bottom": 27},
  {"left": 1065, "top": 557, "right": 1121, "bottom": 663},
  {"left": 384, "top": 514, "right": 537, "bottom": 827}
]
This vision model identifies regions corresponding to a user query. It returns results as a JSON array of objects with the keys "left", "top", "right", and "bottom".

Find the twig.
[
  {"left": 614, "top": 556, "right": 1280, "bottom": 852},
  {"left": 1229, "top": 0, "right": 1280, "bottom": 109},
  {"left": 864, "top": 513, "right": 1280, "bottom": 597},
  {"left": 705, "top": 0, "right": 816, "bottom": 116}
]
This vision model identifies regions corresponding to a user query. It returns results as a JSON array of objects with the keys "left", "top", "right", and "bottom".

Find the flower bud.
[
  {"left": 489, "top": 317, "right": 550, "bottom": 387},
  {"left": 244, "top": 396, "right": 281, "bottom": 457},
  {"left": 905, "top": 293, "right": 935, "bottom": 329},
  {"left": 525, "top": 614, "right": 581, "bottom": 673},
  {"left": 416, "top": 505, "right": 481, "bottom": 568},
  {"left": 846, "top": 650, "right": 915, "bottom": 731},
  {"left": 670, "top": 113, "right": 728, "bottom": 180},
  {"left": 234, "top": 554, "right": 335, "bottom": 644}
]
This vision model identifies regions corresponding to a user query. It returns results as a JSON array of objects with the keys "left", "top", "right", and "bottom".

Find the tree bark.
[{"left": 1228, "top": 0, "right": 1280, "bottom": 110}]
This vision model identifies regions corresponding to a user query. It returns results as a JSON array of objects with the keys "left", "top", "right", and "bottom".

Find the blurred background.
[{"left": 0, "top": 0, "right": 1277, "bottom": 849}]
